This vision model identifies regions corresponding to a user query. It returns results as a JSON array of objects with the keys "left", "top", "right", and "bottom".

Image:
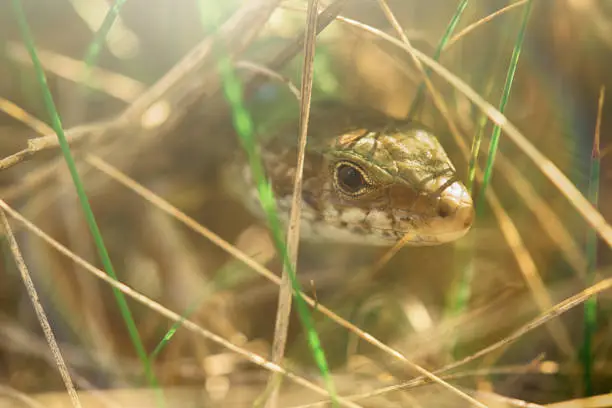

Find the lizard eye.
[{"left": 333, "top": 161, "right": 370, "bottom": 197}]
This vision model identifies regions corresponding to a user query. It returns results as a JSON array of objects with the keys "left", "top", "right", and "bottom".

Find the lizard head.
[{"left": 225, "top": 104, "right": 474, "bottom": 246}]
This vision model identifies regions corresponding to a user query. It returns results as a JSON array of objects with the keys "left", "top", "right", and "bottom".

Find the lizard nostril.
[{"left": 438, "top": 199, "right": 454, "bottom": 218}]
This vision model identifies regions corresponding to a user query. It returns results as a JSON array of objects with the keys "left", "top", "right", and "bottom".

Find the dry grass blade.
[
  {"left": 351, "top": 356, "right": 548, "bottom": 404},
  {"left": 0, "top": 96, "right": 106, "bottom": 206},
  {"left": 0, "top": 211, "right": 82, "bottom": 408},
  {"left": 495, "top": 152, "right": 586, "bottom": 276},
  {"left": 6, "top": 41, "right": 145, "bottom": 102},
  {"left": 0, "top": 384, "right": 47, "bottom": 408},
  {"left": 484, "top": 191, "right": 574, "bottom": 358},
  {"left": 1, "top": 159, "right": 60, "bottom": 204},
  {"left": 244, "top": 0, "right": 349, "bottom": 97},
  {"left": 0, "top": 200, "right": 364, "bottom": 408},
  {"left": 0, "top": 98, "right": 104, "bottom": 351},
  {"left": 236, "top": 61, "right": 301, "bottom": 99},
  {"left": 292, "top": 365, "right": 549, "bottom": 408},
  {"left": 83, "top": 157, "right": 280, "bottom": 282},
  {"left": 447, "top": 276, "right": 612, "bottom": 375},
  {"left": 545, "top": 393, "right": 612, "bottom": 408},
  {"left": 0, "top": 97, "right": 71, "bottom": 136},
  {"left": 0, "top": 322, "right": 123, "bottom": 406},
  {"left": 446, "top": 0, "right": 530, "bottom": 49},
  {"left": 264, "top": 0, "right": 321, "bottom": 407},
  {"left": 0, "top": 120, "right": 113, "bottom": 171},
  {"left": 474, "top": 389, "right": 545, "bottom": 407}
]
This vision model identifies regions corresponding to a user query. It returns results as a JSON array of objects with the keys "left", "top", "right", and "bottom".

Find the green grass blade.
[
  {"left": 75, "top": 0, "right": 127, "bottom": 121},
  {"left": 447, "top": 243, "right": 474, "bottom": 317},
  {"left": 216, "top": 54, "right": 338, "bottom": 407},
  {"left": 150, "top": 259, "right": 258, "bottom": 360},
  {"left": 466, "top": 107, "right": 489, "bottom": 193},
  {"left": 449, "top": 68, "right": 498, "bottom": 331},
  {"left": 476, "top": 0, "right": 533, "bottom": 213},
  {"left": 465, "top": 43, "right": 507, "bottom": 192},
  {"left": 466, "top": 79, "right": 495, "bottom": 192},
  {"left": 10, "top": 1, "right": 164, "bottom": 405},
  {"left": 197, "top": 2, "right": 337, "bottom": 404},
  {"left": 407, "top": 0, "right": 469, "bottom": 119},
  {"left": 581, "top": 87, "right": 604, "bottom": 396},
  {"left": 448, "top": 1, "right": 533, "bottom": 357},
  {"left": 582, "top": 155, "right": 600, "bottom": 396},
  {"left": 150, "top": 300, "right": 199, "bottom": 361},
  {"left": 83, "top": 0, "right": 127, "bottom": 68}
]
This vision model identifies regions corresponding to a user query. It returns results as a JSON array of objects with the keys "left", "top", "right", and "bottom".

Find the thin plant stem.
[
  {"left": 581, "top": 86, "right": 605, "bottom": 396},
  {"left": 82, "top": 0, "right": 128, "bottom": 68},
  {"left": 0, "top": 210, "right": 82, "bottom": 408},
  {"left": 476, "top": 0, "right": 533, "bottom": 213},
  {"left": 10, "top": 1, "right": 163, "bottom": 404},
  {"left": 407, "top": 0, "right": 469, "bottom": 119},
  {"left": 264, "top": 0, "right": 322, "bottom": 407}
]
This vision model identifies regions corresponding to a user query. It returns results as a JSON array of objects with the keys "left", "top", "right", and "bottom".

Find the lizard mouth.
[
  {"left": 387, "top": 179, "right": 474, "bottom": 246},
  {"left": 289, "top": 181, "right": 473, "bottom": 247},
  {"left": 312, "top": 179, "right": 474, "bottom": 246}
]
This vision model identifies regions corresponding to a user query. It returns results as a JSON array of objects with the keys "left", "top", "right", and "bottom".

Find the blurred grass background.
[{"left": 0, "top": 0, "right": 611, "bottom": 406}]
